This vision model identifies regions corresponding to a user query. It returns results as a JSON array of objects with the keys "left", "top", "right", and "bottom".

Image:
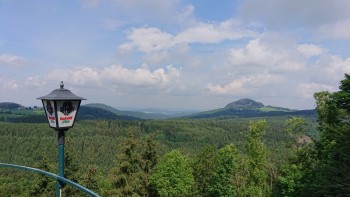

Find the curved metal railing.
[{"left": 0, "top": 162, "right": 100, "bottom": 197}]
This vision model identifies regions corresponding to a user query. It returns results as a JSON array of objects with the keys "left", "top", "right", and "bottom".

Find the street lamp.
[{"left": 37, "top": 81, "right": 85, "bottom": 197}]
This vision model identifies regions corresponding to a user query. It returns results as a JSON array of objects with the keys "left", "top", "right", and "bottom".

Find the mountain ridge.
[
  {"left": 84, "top": 103, "right": 172, "bottom": 119},
  {"left": 1, "top": 99, "right": 316, "bottom": 121},
  {"left": 185, "top": 98, "right": 315, "bottom": 119}
]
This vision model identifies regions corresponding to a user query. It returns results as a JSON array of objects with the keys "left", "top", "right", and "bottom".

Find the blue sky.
[{"left": 1, "top": 0, "right": 350, "bottom": 110}]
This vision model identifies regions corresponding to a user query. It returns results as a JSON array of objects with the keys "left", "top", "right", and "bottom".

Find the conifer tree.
[
  {"left": 62, "top": 141, "right": 83, "bottom": 196},
  {"left": 298, "top": 74, "right": 350, "bottom": 196},
  {"left": 142, "top": 132, "right": 158, "bottom": 174},
  {"left": 29, "top": 155, "right": 55, "bottom": 196},
  {"left": 81, "top": 165, "right": 100, "bottom": 194},
  {"left": 108, "top": 129, "right": 148, "bottom": 197},
  {"left": 279, "top": 74, "right": 350, "bottom": 196},
  {"left": 141, "top": 132, "right": 159, "bottom": 196}
]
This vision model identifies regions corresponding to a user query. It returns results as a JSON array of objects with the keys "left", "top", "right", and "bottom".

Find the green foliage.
[
  {"left": 0, "top": 116, "right": 316, "bottom": 196},
  {"left": 149, "top": 150, "right": 194, "bottom": 197},
  {"left": 276, "top": 74, "right": 350, "bottom": 196},
  {"left": 108, "top": 129, "right": 148, "bottom": 196},
  {"left": 277, "top": 164, "right": 303, "bottom": 197},
  {"left": 286, "top": 117, "right": 307, "bottom": 136},
  {"left": 192, "top": 145, "right": 220, "bottom": 196},
  {"left": 62, "top": 143, "right": 84, "bottom": 197},
  {"left": 0, "top": 169, "right": 33, "bottom": 197},
  {"left": 29, "top": 155, "right": 56, "bottom": 196},
  {"left": 208, "top": 144, "right": 239, "bottom": 197},
  {"left": 335, "top": 73, "right": 350, "bottom": 113},
  {"left": 81, "top": 165, "right": 100, "bottom": 194},
  {"left": 142, "top": 132, "right": 158, "bottom": 174},
  {"left": 314, "top": 91, "right": 342, "bottom": 125},
  {"left": 275, "top": 117, "right": 311, "bottom": 197},
  {"left": 240, "top": 120, "right": 270, "bottom": 197}
]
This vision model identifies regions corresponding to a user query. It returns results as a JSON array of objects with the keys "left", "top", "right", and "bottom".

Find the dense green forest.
[
  {"left": 0, "top": 117, "right": 314, "bottom": 196},
  {"left": 1, "top": 74, "right": 350, "bottom": 196}
]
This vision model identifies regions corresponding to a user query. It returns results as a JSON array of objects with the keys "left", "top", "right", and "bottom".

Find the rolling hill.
[
  {"left": 186, "top": 98, "right": 316, "bottom": 119},
  {"left": 84, "top": 103, "right": 177, "bottom": 119},
  {"left": 0, "top": 102, "right": 25, "bottom": 110},
  {"left": 1, "top": 99, "right": 316, "bottom": 122},
  {"left": 77, "top": 106, "right": 139, "bottom": 120}
]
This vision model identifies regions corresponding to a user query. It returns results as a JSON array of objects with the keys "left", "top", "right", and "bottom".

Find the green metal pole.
[{"left": 56, "top": 130, "right": 65, "bottom": 197}]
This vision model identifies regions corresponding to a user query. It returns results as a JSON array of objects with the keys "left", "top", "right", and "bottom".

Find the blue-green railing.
[{"left": 0, "top": 163, "right": 100, "bottom": 197}]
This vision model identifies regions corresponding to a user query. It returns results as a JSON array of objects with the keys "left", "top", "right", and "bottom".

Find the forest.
[{"left": 1, "top": 74, "right": 350, "bottom": 196}]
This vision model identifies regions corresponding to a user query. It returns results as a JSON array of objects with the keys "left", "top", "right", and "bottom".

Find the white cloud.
[
  {"left": 297, "top": 44, "right": 327, "bottom": 57},
  {"left": 118, "top": 20, "right": 258, "bottom": 54},
  {"left": 47, "top": 67, "right": 102, "bottom": 87},
  {"left": 311, "top": 54, "right": 350, "bottom": 84},
  {"left": 174, "top": 20, "right": 257, "bottom": 44},
  {"left": 297, "top": 82, "right": 337, "bottom": 99},
  {"left": 101, "top": 64, "right": 181, "bottom": 88},
  {"left": 0, "top": 53, "right": 27, "bottom": 66},
  {"left": 318, "top": 19, "right": 350, "bottom": 39},
  {"left": 0, "top": 79, "right": 19, "bottom": 90},
  {"left": 227, "top": 38, "right": 304, "bottom": 72},
  {"left": 24, "top": 76, "right": 48, "bottom": 87},
  {"left": 119, "top": 27, "right": 174, "bottom": 53},
  {"left": 145, "top": 51, "right": 169, "bottom": 65},
  {"left": 177, "top": 4, "right": 197, "bottom": 26},
  {"left": 34, "top": 64, "right": 182, "bottom": 93},
  {"left": 207, "top": 74, "right": 284, "bottom": 96}
]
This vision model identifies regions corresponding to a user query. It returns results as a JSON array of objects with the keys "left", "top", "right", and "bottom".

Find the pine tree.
[
  {"left": 108, "top": 129, "right": 148, "bottom": 197},
  {"left": 29, "top": 155, "right": 55, "bottom": 196},
  {"left": 141, "top": 132, "right": 159, "bottom": 196},
  {"left": 62, "top": 142, "right": 83, "bottom": 196},
  {"left": 81, "top": 165, "right": 100, "bottom": 194},
  {"left": 142, "top": 132, "right": 158, "bottom": 174}
]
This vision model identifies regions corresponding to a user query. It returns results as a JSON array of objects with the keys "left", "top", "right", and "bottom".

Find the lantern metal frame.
[
  {"left": 37, "top": 81, "right": 85, "bottom": 197},
  {"left": 37, "top": 81, "right": 85, "bottom": 131}
]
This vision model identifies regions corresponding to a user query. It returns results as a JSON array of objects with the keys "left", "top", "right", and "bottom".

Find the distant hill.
[
  {"left": 225, "top": 98, "right": 264, "bottom": 109},
  {"left": 77, "top": 106, "right": 139, "bottom": 121},
  {"left": 186, "top": 98, "right": 315, "bottom": 119},
  {"left": 84, "top": 103, "right": 173, "bottom": 119},
  {"left": 0, "top": 102, "right": 25, "bottom": 110}
]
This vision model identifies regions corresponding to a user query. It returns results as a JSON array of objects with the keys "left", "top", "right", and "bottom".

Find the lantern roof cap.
[{"left": 37, "top": 81, "right": 86, "bottom": 101}]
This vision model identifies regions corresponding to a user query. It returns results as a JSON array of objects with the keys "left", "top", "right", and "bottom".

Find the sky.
[{"left": 1, "top": 0, "right": 350, "bottom": 110}]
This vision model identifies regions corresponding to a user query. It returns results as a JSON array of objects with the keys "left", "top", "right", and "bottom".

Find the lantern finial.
[{"left": 60, "top": 81, "right": 64, "bottom": 89}]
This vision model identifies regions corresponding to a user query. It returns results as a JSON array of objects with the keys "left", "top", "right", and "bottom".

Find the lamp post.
[{"left": 37, "top": 81, "right": 85, "bottom": 197}]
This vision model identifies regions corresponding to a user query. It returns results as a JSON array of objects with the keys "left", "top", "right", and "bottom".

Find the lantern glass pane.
[
  {"left": 43, "top": 100, "right": 57, "bottom": 128},
  {"left": 56, "top": 100, "right": 80, "bottom": 128}
]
